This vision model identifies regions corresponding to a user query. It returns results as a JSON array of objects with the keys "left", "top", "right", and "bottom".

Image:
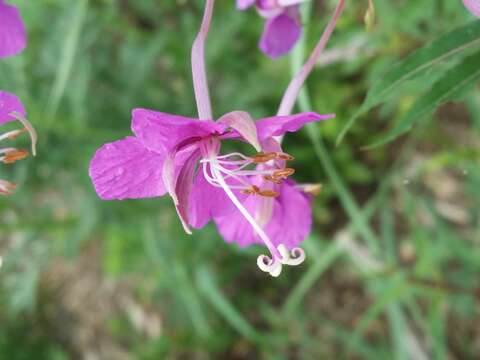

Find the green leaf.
[
  {"left": 336, "top": 20, "right": 480, "bottom": 145},
  {"left": 366, "top": 49, "right": 480, "bottom": 148}
]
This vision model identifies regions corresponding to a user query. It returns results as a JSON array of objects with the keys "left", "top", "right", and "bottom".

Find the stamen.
[
  {"left": 0, "top": 128, "right": 27, "bottom": 142},
  {"left": 1, "top": 149, "right": 29, "bottom": 164},
  {"left": 257, "top": 189, "right": 279, "bottom": 198},
  {"left": 299, "top": 183, "right": 323, "bottom": 196},
  {"left": 276, "top": 153, "right": 294, "bottom": 161},
  {"left": 251, "top": 152, "right": 277, "bottom": 163},
  {"left": 242, "top": 185, "right": 260, "bottom": 195},
  {"left": 273, "top": 168, "right": 295, "bottom": 179},
  {"left": 263, "top": 175, "right": 282, "bottom": 184}
]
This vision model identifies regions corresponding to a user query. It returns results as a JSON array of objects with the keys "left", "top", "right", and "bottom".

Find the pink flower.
[
  {"left": 0, "top": 3, "right": 36, "bottom": 195},
  {"left": 0, "top": 0, "right": 27, "bottom": 58},
  {"left": 237, "top": 0, "right": 307, "bottom": 58},
  {"left": 89, "top": 109, "right": 333, "bottom": 275},
  {"left": 463, "top": 0, "right": 480, "bottom": 16}
]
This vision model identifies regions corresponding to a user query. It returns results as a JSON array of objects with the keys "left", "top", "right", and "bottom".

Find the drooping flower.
[
  {"left": 463, "top": 0, "right": 480, "bottom": 17},
  {"left": 237, "top": 0, "right": 309, "bottom": 58},
  {"left": 89, "top": 109, "right": 333, "bottom": 275},
  {"left": 0, "top": 0, "right": 27, "bottom": 58},
  {"left": 0, "top": 3, "right": 35, "bottom": 195},
  {"left": 0, "top": 91, "right": 37, "bottom": 195}
]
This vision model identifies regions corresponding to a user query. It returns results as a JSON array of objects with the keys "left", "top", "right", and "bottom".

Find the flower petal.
[
  {"left": 237, "top": 0, "right": 256, "bottom": 10},
  {"left": 214, "top": 195, "right": 262, "bottom": 248},
  {"left": 256, "top": 112, "right": 335, "bottom": 140},
  {"left": 0, "top": 91, "right": 26, "bottom": 124},
  {"left": 89, "top": 137, "right": 166, "bottom": 200},
  {"left": 189, "top": 166, "right": 243, "bottom": 229},
  {"left": 218, "top": 111, "right": 261, "bottom": 152},
  {"left": 259, "top": 13, "right": 301, "bottom": 59},
  {"left": 214, "top": 180, "right": 311, "bottom": 249},
  {"left": 0, "top": 1, "right": 26, "bottom": 58},
  {"left": 131, "top": 108, "right": 227, "bottom": 153}
]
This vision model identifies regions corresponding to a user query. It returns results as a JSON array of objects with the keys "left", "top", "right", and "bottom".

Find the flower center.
[{"left": 199, "top": 138, "right": 306, "bottom": 277}]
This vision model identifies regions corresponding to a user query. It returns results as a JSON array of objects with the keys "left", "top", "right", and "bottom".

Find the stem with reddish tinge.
[
  {"left": 277, "top": 0, "right": 346, "bottom": 116},
  {"left": 192, "top": 0, "right": 215, "bottom": 120}
]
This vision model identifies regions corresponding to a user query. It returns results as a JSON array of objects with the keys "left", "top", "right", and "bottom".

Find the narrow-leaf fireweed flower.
[
  {"left": 463, "top": 0, "right": 480, "bottom": 17},
  {"left": 0, "top": 2, "right": 36, "bottom": 195},
  {"left": 237, "top": 0, "right": 309, "bottom": 58},
  {"left": 89, "top": 0, "right": 335, "bottom": 277},
  {"left": 89, "top": 109, "right": 333, "bottom": 274}
]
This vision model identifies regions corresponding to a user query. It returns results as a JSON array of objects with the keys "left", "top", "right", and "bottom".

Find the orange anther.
[
  {"left": 242, "top": 185, "right": 260, "bottom": 195},
  {"left": 273, "top": 168, "right": 295, "bottom": 179},
  {"left": 251, "top": 152, "right": 277, "bottom": 163},
  {"left": 2, "top": 149, "right": 29, "bottom": 164},
  {"left": 258, "top": 189, "right": 279, "bottom": 198},
  {"left": 263, "top": 175, "right": 282, "bottom": 184},
  {"left": 276, "top": 153, "right": 294, "bottom": 161}
]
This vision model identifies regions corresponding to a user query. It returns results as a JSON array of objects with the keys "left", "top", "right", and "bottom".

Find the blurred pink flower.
[
  {"left": 237, "top": 0, "right": 308, "bottom": 58},
  {"left": 0, "top": 0, "right": 27, "bottom": 58},
  {"left": 463, "top": 0, "right": 480, "bottom": 17}
]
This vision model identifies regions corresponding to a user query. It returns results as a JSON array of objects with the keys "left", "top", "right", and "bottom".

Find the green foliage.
[{"left": 1, "top": 0, "right": 479, "bottom": 358}]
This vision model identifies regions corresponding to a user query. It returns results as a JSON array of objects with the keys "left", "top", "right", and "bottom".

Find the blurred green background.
[{"left": 1, "top": 0, "right": 480, "bottom": 359}]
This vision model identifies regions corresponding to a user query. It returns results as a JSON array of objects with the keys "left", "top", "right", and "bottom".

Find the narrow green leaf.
[
  {"left": 336, "top": 21, "right": 480, "bottom": 145},
  {"left": 366, "top": 49, "right": 480, "bottom": 148}
]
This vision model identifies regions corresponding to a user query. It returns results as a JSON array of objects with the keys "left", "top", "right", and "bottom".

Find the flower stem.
[{"left": 192, "top": 0, "right": 215, "bottom": 120}]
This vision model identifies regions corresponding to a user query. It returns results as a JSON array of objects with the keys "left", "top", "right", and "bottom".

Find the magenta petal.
[
  {"left": 0, "top": 1, "right": 26, "bottom": 58},
  {"left": 259, "top": 13, "right": 301, "bottom": 59},
  {"left": 264, "top": 180, "right": 312, "bottom": 249},
  {"left": 0, "top": 91, "right": 26, "bottom": 124},
  {"left": 131, "top": 108, "right": 227, "bottom": 153},
  {"left": 237, "top": 0, "right": 256, "bottom": 10},
  {"left": 214, "top": 195, "right": 261, "bottom": 248},
  {"left": 89, "top": 137, "right": 167, "bottom": 200},
  {"left": 189, "top": 168, "right": 242, "bottom": 229},
  {"left": 215, "top": 180, "right": 311, "bottom": 249},
  {"left": 256, "top": 112, "right": 335, "bottom": 140},
  {"left": 218, "top": 111, "right": 261, "bottom": 151}
]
